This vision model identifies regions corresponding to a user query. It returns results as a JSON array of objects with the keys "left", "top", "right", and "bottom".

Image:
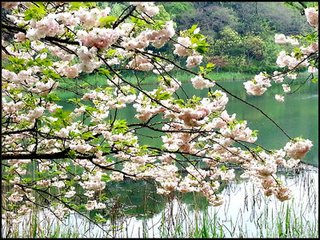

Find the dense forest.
[{"left": 105, "top": 2, "right": 313, "bottom": 73}]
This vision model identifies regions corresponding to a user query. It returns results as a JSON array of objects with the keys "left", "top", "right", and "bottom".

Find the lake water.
[
  {"left": 117, "top": 78, "right": 318, "bottom": 166},
  {"left": 219, "top": 80, "right": 318, "bottom": 167},
  {"left": 4, "top": 78, "right": 318, "bottom": 237},
  {"left": 62, "top": 76, "right": 318, "bottom": 165}
]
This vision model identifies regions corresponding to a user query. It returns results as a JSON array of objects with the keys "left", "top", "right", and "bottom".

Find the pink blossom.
[
  {"left": 308, "top": 66, "right": 318, "bottom": 73},
  {"left": 305, "top": 7, "right": 318, "bottom": 28},
  {"left": 287, "top": 72, "right": 297, "bottom": 79},
  {"left": 128, "top": 55, "right": 154, "bottom": 71},
  {"left": 28, "top": 107, "right": 45, "bottom": 120},
  {"left": 275, "top": 94, "right": 284, "bottom": 102},
  {"left": 85, "top": 200, "right": 97, "bottom": 211},
  {"left": 208, "top": 195, "right": 224, "bottom": 206},
  {"left": 8, "top": 192, "right": 23, "bottom": 203},
  {"left": 275, "top": 186, "right": 291, "bottom": 201},
  {"left": 131, "top": 2, "right": 160, "bottom": 17},
  {"left": 284, "top": 138, "right": 313, "bottom": 159},
  {"left": 64, "top": 65, "right": 79, "bottom": 78},
  {"left": 261, "top": 177, "right": 276, "bottom": 189},
  {"left": 77, "top": 28, "right": 119, "bottom": 49},
  {"left": 1, "top": 2, "right": 19, "bottom": 9},
  {"left": 286, "top": 36, "right": 299, "bottom": 46},
  {"left": 282, "top": 84, "right": 291, "bottom": 93},
  {"left": 27, "top": 16, "right": 64, "bottom": 40},
  {"left": 174, "top": 37, "right": 192, "bottom": 56},
  {"left": 186, "top": 55, "right": 203, "bottom": 68},
  {"left": 191, "top": 75, "right": 215, "bottom": 89},
  {"left": 243, "top": 81, "right": 267, "bottom": 96},
  {"left": 14, "top": 32, "right": 26, "bottom": 42},
  {"left": 274, "top": 34, "right": 287, "bottom": 44}
]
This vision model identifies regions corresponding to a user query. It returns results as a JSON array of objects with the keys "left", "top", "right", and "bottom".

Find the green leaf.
[
  {"left": 252, "top": 130, "right": 259, "bottom": 137},
  {"left": 94, "top": 213, "right": 107, "bottom": 223},
  {"left": 69, "top": 2, "right": 96, "bottom": 10},
  {"left": 311, "top": 78, "right": 318, "bottom": 83},
  {"left": 106, "top": 49, "right": 117, "bottom": 57},
  {"left": 68, "top": 150, "right": 76, "bottom": 159},
  {"left": 24, "top": 4, "right": 46, "bottom": 21},
  {"left": 130, "top": 16, "right": 148, "bottom": 28},
  {"left": 220, "top": 165, "right": 228, "bottom": 172},
  {"left": 82, "top": 132, "right": 94, "bottom": 140},
  {"left": 80, "top": 82, "right": 90, "bottom": 88},
  {"left": 157, "top": 92, "right": 171, "bottom": 100},
  {"left": 206, "top": 62, "right": 215, "bottom": 71},
  {"left": 112, "top": 119, "right": 128, "bottom": 133},
  {"left": 173, "top": 99, "right": 185, "bottom": 107},
  {"left": 101, "top": 174, "right": 111, "bottom": 182},
  {"left": 186, "top": 95, "right": 201, "bottom": 107},
  {"left": 43, "top": 69, "right": 60, "bottom": 79},
  {"left": 6, "top": 56, "right": 27, "bottom": 72},
  {"left": 98, "top": 68, "right": 111, "bottom": 77},
  {"left": 69, "top": 2, "right": 84, "bottom": 10},
  {"left": 68, "top": 98, "right": 81, "bottom": 104},
  {"left": 154, "top": 88, "right": 172, "bottom": 100},
  {"left": 46, "top": 93, "right": 61, "bottom": 102},
  {"left": 188, "top": 24, "right": 198, "bottom": 35},
  {"left": 252, "top": 146, "right": 263, "bottom": 153},
  {"left": 99, "top": 16, "right": 117, "bottom": 27}
]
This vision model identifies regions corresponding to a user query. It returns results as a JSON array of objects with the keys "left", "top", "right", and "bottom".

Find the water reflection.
[{"left": 4, "top": 165, "right": 318, "bottom": 238}]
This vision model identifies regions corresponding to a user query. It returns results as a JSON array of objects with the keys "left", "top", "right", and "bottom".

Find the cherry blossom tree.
[{"left": 1, "top": 2, "right": 317, "bottom": 231}]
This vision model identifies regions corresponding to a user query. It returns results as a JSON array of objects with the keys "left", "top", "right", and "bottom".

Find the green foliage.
[
  {"left": 109, "top": 2, "right": 126, "bottom": 16},
  {"left": 200, "top": 63, "right": 215, "bottom": 76},
  {"left": 163, "top": 2, "right": 194, "bottom": 18},
  {"left": 243, "top": 35, "right": 265, "bottom": 60},
  {"left": 82, "top": 132, "right": 94, "bottom": 140},
  {"left": 101, "top": 174, "right": 111, "bottom": 182},
  {"left": 311, "top": 78, "right": 318, "bottom": 83},
  {"left": 24, "top": 3, "right": 46, "bottom": 20},
  {"left": 112, "top": 119, "right": 128, "bottom": 134},
  {"left": 163, "top": 2, "right": 312, "bottom": 73},
  {"left": 43, "top": 69, "right": 60, "bottom": 79},
  {"left": 5, "top": 56, "right": 27, "bottom": 72},
  {"left": 180, "top": 24, "right": 210, "bottom": 54},
  {"left": 252, "top": 146, "right": 263, "bottom": 153},
  {"left": 4, "top": 55, "right": 55, "bottom": 74},
  {"left": 154, "top": 5, "right": 171, "bottom": 22},
  {"left": 51, "top": 108, "right": 71, "bottom": 126},
  {"left": 173, "top": 99, "right": 185, "bottom": 108},
  {"left": 155, "top": 88, "right": 172, "bottom": 101},
  {"left": 69, "top": 2, "right": 97, "bottom": 10},
  {"left": 186, "top": 95, "right": 202, "bottom": 108},
  {"left": 93, "top": 213, "right": 107, "bottom": 224},
  {"left": 99, "top": 16, "right": 117, "bottom": 28},
  {"left": 304, "top": 32, "right": 319, "bottom": 44},
  {"left": 46, "top": 93, "right": 61, "bottom": 102}
]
